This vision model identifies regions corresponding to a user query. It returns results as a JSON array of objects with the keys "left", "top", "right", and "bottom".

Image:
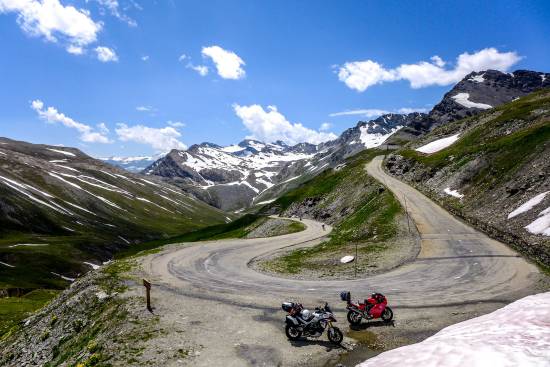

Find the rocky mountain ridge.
[
  {"left": 389, "top": 69, "right": 550, "bottom": 142},
  {"left": 143, "top": 113, "right": 425, "bottom": 210}
]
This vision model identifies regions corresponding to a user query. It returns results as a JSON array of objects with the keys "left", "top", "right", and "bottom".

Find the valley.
[
  {"left": 2, "top": 2, "right": 550, "bottom": 365},
  {"left": 2, "top": 157, "right": 545, "bottom": 366},
  {"left": 1, "top": 69, "right": 549, "bottom": 367}
]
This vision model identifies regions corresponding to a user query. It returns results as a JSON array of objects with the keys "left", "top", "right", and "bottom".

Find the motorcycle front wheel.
[
  {"left": 327, "top": 327, "right": 343, "bottom": 344},
  {"left": 381, "top": 307, "right": 393, "bottom": 322},
  {"left": 285, "top": 324, "right": 302, "bottom": 340},
  {"left": 347, "top": 310, "right": 362, "bottom": 325}
]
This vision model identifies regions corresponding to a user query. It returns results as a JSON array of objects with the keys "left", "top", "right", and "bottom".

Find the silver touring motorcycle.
[{"left": 282, "top": 301, "right": 343, "bottom": 344}]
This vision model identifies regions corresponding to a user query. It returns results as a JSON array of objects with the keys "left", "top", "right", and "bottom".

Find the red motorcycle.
[{"left": 340, "top": 291, "right": 393, "bottom": 325}]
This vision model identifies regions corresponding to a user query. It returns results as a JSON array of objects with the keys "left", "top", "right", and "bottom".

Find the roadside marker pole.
[
  {"left": 143, "top": 279, "right": 153, "bottom": 313},
  {"left": 354, "top": 242, "right": 358, "bottom": 279}
]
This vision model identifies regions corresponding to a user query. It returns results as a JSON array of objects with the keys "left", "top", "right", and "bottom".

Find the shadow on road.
[
  {"left": 290, "top": 338, "right": 346, "bottom": 351},
  {"left": 349, "top": 320, "right": 395, "bottom": 331}
]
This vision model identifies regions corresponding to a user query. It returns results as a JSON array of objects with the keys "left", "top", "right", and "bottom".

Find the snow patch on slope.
[
  {"left": 451, "top": 93, "right": 493, "bottom": 109},
  {"left": 444, "top": 187, "right": 464, "bottom": 199},
  {"left": 47, "top": 148, "right": 76, "bottom": 157},
  {"left": 359, "top": 126, "right": 402, "bottom": 148},
  {"left": 508, "top": 192, "right": 549, "bottom": 219},
  {"left": 468, "top": 73, "right": 485, "bottom": 83},
  {"left": 357, "top": 292, "right": 550, "bottom": 367},
  {"left": 525, "top": 207, "right": 550, "bottom": 236},
  {"left": 416, "top": 134, "right": 460, "bottom": 154}
]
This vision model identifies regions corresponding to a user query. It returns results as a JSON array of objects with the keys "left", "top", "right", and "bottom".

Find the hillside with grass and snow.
[
  {"left": 0, "top": 137, "right": 228, "bottom": 289},
  {"left": 386, "top": 89, "right": 550, "bottom": 266}
]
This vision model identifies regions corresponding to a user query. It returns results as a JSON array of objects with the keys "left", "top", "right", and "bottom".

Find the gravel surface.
[{"left": 136, "top": 156, "right": 546, "bottom": 366}]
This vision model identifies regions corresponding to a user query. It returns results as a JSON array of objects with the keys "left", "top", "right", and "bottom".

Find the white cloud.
[
  {"left": 397, "top": 107, "right": 428, "bottom": 114},
  {"left": 430, "top": 55, "right": 445, "bottom": 67},
  {"left": 319, "top": 122, "right": 332, "bottom": 131},
  {"left": 202, "top": 45, "right": 245, "bottom": 80},
  {"left": 329, "top": 109, "right": 390, "bottom": 118},
  {"left": 178, "top": 53, "right": 187, "bottom": 62},
  {"left": 337, "top": 60, "right": 398, "bottom": 92},
  {"left": 337, "top": 48, "right": 522, "bottom": 92},
  {"left": 233, "top": 104, "right": 337, "bottom": 145},
  {"left": 167, "top": 120, "right": 185, "bottom": 128},
  {"left": 95, "top": 46, "right": 118, "bottom": 62},
  {"left": 31, "top": 99, "right": 111, "bottom": 143},
  {"left": 67, "top": 45, "right": 84, "bottom": 55},
  {"left": 141, "top": 55, "right": 149, "bottom": 61},
  {"left": 0, "top": 0, "right": 102, "bottom": 53},
  {"left": 92, "top": 0, "right": 136, "bottom": 27},
  {"left": 115, "top": 124, "right": 187, "bottom": 151},
  {"left": 186, "top": 63, "right": 208, "bottom": 76},
  {"left": 136, "top": 105, "right": 155, "bottom": 112},
  {"left": 330, "top": 107, "right": 428, "bottom": 118}
]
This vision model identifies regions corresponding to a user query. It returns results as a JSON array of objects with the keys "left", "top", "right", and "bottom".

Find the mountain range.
[{"left": 140, "top": 69, "right": 550, "bottom": 211}]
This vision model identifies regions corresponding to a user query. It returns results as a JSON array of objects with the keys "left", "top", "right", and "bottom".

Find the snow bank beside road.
[
  {"left": 357, "top": 292, "right": 550, "bottom": 367},
  {"left": 415, "top": 134, "right": 460, "bottom": 154},
  {"left": 525, "top": 207, "right": 550, "bottom": 236}
]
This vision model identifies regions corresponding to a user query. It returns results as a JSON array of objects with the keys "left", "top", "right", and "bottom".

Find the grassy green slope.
[
  {"left": 0, "top": 139, "right": 230, "bottom": 289},
  {"left": 399, "top": 90, "right": 550, "bottom": 185},
  {"left": 260, "top": 150, "right": 410, "bottom": 276}
]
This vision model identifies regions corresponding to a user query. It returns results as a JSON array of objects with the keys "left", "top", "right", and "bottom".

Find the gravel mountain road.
[{"left": 140, "top": 155, "right": 544, "bottom": 366}]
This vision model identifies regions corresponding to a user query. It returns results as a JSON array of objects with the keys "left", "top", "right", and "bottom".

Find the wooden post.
[{"left": 143, "top": 279, "right": 152, "bottom": 313}]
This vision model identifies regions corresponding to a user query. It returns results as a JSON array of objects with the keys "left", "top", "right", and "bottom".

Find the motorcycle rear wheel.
[
  {"left": 285, "top": 324, "right": 302, "bottom": 340},
  {"left": 381, "top": 307, "right": 393, "bottom": 322},
  {"left": 327, "top": 327, "right": 343, "bottom": 344},
  {"left": 347, "top": 310, "right": 362, "bottom": 325}
]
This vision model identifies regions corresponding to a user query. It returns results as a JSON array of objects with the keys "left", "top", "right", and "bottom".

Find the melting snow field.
[
  {"left": 468, "top": 73, "right": 485, "bottom": 83},
  {"left": 443, "top": 187, "right": 464, "bottom": 199},
  {"left": 9, "top": 243, "right": 49, "bottom": 248},
  {"left": 47, "top": 148, "right": 76, "bottom": 157},
  {"left": 83, "top": 261, "right": 100, "bottom": 270},
  {"left": 359, "top": 126, "right": 402, "bottom": 148},
  {"left": 525, "top": 207, "right": 550, "bottom": 236},
  {"left": 50, "top": 272, "right": 75, "bottom": 282},
  {"left": 416, "top": 134, "right": 460, "bottom": 154},
  {"left": 357, "top": 292, "right": 550, "bottom": 367},
  {"left": 508, "top": 191, "right": 549, "bottom": 219},
  {"left": 507, "top": 192, "right": 550, "bottom": 236},
  {"left": 255, "top": 198, "right": 276, "bottom": 205},
  {"left": 451, "top": 93, "right": 493, "bottom": 109}
]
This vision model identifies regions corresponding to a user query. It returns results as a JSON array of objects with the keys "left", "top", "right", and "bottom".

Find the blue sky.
[{"left": 0, "top": 0, "right": 549, "bottom": 157}]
